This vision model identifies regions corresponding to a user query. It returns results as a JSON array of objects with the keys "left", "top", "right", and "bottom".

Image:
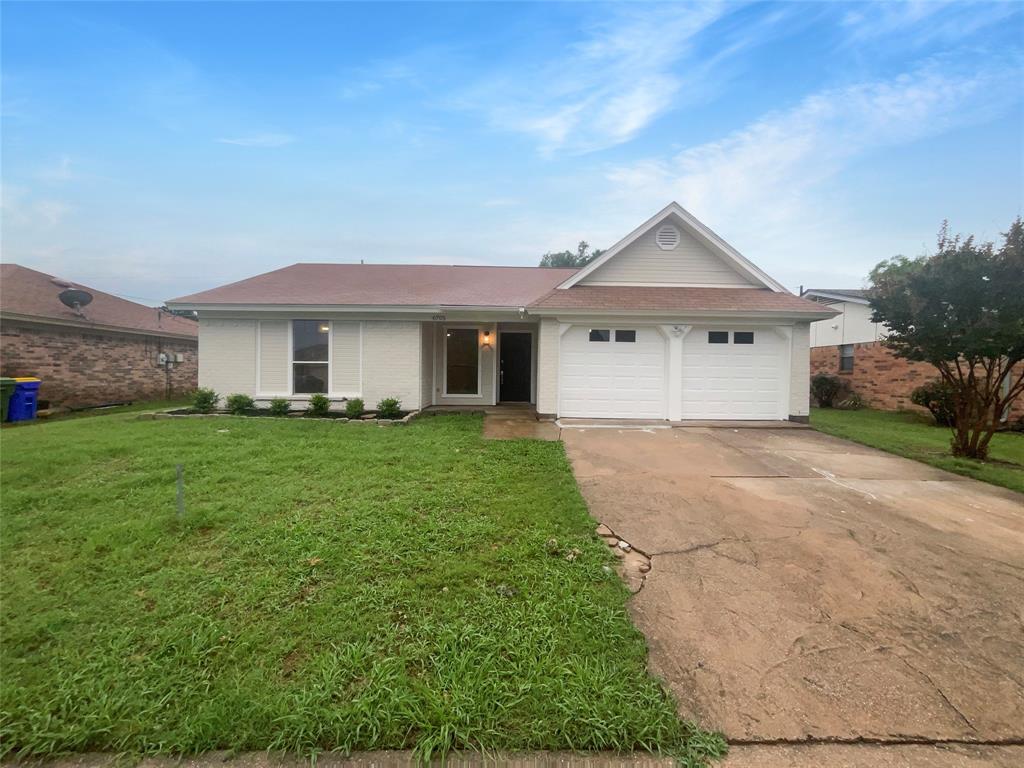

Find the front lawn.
[
  {"left": 0, "top": 414, "right": 723, "bottom": 764},
  {"left": 811, "top": 408, "right": 1024, "bottom": 494}
]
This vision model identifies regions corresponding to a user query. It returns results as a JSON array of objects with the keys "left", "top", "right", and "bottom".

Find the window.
[
  {"left": 708, "top": 331, "right": 729, "bottom": 344},
  {"left": 840, "top": 344, "right": 854, "bottom": 372},
  {"left": 293, "top": 320, "right": 329, "bottom": 394},
  {"left": 615, "top": 330, "right": 636, "bottom": 343},
  {"left": 589, "top": 329, "right": 611, "bottom": 342},
  {"left": 734, "top": 331, "right": 754, "bottom": 344},
  {"left": 445, "top": 328, "right": 479, "bottom": 395}
]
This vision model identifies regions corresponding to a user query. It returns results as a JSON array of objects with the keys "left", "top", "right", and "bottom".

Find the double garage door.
[{"left": 558, "top": 325, "right": 785, "bottom": 420}]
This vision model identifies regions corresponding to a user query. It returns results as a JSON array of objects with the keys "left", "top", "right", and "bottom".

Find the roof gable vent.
[{"left": 655, "top": 224, "right": 680, "bottom": 250}]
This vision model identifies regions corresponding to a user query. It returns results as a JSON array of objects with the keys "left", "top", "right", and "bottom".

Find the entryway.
[{"left": 498, "top": 331, "right": 532, "bottom": 403}]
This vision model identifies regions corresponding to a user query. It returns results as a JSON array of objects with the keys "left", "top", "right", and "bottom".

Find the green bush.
[
  {"left": 268, "top": 397, "right": 291, "bottom": 417},
  {"left": 344, "top": 398, "right": 364, "bottom": 418},
  {"left": 225, "top": 393, "right": 255, "bottom": 415},
  {"left": 376, "top": 397, "right": 402, "bottom": 419},
  {"left": 810, "top": 374, "right": 842, "bottom": 408},
  {"left": 836, "top": 392, "right": 866, "bottom": 410},
  {"left": 192, "top": 387, "right": 219, "bottom": 413},
  {"left": 306, "top": 393, "right": 331, "bottom": 417},
  {"left": 911, "top": 380, "right": 957, "bottom": 427}
]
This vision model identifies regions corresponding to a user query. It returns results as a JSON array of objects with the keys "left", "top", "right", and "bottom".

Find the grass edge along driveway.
[
  {"left": 810, "top": 407, "right": 1024, "bottom": 494},
  {"left": 0, "top": 413, "right": 725, "bottom": 766}
]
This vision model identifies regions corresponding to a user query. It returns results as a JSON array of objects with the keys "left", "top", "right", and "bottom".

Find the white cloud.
[
  {"left": 463, "top": 3, "right": 730, "bottom": 155},
  {"left": 216, "top": 133, "right": 295, "bottom": 147},
  {"left": 37, "top": 155, "right": 76, "bottom": 183},
  {"left": 840, "top": 1, "right": 1019, "bottom": 46},
  {"left": 602, "top": 57, "right": 1021, "bottom": 286},
  {"left": 1, "top": 183, "right": 72, "bottom": 227}
]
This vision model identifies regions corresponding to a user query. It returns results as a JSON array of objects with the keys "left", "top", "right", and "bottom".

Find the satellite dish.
[{"left": 59, "top": 288, "right": 94, "bottom": 315}]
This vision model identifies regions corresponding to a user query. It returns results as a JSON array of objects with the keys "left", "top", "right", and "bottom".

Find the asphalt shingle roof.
[{"left": 1, "top": 264, "right": 198, "bottom": 338}]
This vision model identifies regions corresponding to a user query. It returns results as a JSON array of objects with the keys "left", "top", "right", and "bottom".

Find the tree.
[
  {"left": 539, "top": 240, "right": 605, "bottom": 268},
  {"left": 868, "top": 219, "right": 1024, "bottom": 459}
]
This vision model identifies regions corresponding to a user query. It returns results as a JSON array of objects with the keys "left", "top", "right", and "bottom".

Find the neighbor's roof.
[
  {"left": 0, "top": 263, "right": 198, "bottom": 338},
  {"left": 167, "top": 263, "right": 578, "bottom": 308},
  {"left": 801, "top": 288, "right": 870, "bottom": 303},
  {"left": 529, "top": 286, "right": 837, "bottom": 316}
]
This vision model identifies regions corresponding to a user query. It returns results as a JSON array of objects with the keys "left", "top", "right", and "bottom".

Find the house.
[
  {"left": 802, "top": 287, "right": 1023, "bottom": 422},
  {"left": 165, "top": 203, "right": 835, "bottom": 421},
  {"left": 0, "top": 264, "right": 198, "bottom": 409}
]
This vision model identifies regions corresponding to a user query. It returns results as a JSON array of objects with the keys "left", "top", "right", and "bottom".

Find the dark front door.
[{"left": 499, "top": 332, "right": 532, "bottom": 402}]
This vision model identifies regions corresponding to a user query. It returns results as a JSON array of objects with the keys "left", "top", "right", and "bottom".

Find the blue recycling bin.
[{"left": 8, "top": 377, "right": 41, "bottom": 422}]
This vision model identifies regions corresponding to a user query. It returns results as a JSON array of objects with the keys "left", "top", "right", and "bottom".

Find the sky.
[{"left": 2, "top": 1, "right": 1023, "bottom": 304}]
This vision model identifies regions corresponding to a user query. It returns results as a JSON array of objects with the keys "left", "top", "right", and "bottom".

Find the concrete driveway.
[{"left": 561, "top": 426, "right": 1024, "bottom": 762}]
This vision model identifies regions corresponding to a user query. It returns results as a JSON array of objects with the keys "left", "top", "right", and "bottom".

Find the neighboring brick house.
[
  {"left": 803, "top": 288, "right": 1023, "bottom": 423},
  {"left": 0, "top": 264, "right": 198, "bottom": 409}
]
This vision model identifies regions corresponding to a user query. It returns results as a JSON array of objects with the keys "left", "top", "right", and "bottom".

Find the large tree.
[
  {"left": 868, "top": 219, "right": 1024, "bottom": 459},
  {"left": 539, "top": 240, "right": 604, "bottom": 268}
]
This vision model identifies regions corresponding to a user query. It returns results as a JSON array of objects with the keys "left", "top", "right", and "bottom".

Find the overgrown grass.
[
  {"left": 811, "top": 407, "right": 1024, "bottom": 493},
  {"left": 0, "top": 414, "right": 724, "bottom": 764}
]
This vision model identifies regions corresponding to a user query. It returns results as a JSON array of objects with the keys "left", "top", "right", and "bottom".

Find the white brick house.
[{"left": 167, "top": 203, "right": 835, "bottom": 421}]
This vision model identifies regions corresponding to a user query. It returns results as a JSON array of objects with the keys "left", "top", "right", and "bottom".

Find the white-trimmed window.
[
  {"left": 589, "top": 329, "right": 611, "bottom": 342},
  {"left": 293, "top": 320, "right": 330, "bottom": 394},
  {"left": 444, "top": 327, "right": 480, "bottom": 396}
]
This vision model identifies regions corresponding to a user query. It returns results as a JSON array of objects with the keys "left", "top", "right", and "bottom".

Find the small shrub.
[
  {"left": 192, "top": 387, "right": 219, "bottom": 413},
  {"left": 376, "top": 397, "right": 402, "bottom": 419},
  {"left": 268, "top": 397, "right": 291, "bottom": 417},
  {"left": 911, "top": 380, "right": 957, "bottom": 427},
  {"left": 306, "top": 393, "right": 331, "bottom": 417},
  {"left": 836, "top": 392, "right": 866, "bottom": 410},
  {"left": 344, "top": 398, "right": 364, "bottom": 418},
  {"left": 226, "top": 393, "right": 255, "bottom": 415},
  {"left": 810, "top": 374, "right": 842, "bottom": 408}
]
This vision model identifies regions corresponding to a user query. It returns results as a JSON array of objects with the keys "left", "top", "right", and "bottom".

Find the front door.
[{"left": 499, "top": 332, "right": 532, "bottom": 402}]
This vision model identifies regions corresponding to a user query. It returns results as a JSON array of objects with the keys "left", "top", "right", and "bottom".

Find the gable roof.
[
  {"left": 0, "top": 264, "right": 198, "bottom": 339},
  {"left": 800, "top": 288, "right": 871, "bottom": 305},
  {"left": 167, "top": 264, "right": 577, "bottom": 309},
  {"left": 529, "top": 285, "right": 837, "bottom": 318},
  {"left": 558, "top": 202, "right": 787, "bottom": 292}
]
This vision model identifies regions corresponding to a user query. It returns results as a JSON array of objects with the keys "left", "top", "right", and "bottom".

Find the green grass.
[
  {"left": 811, "top": 407, "right": 1024, "bottom": 493},
  {"left": 0, "top": 414, "right": 724, "bottom": 764},
  {"left": 50, "top": 398, "right": 191, "bottom": 420}
]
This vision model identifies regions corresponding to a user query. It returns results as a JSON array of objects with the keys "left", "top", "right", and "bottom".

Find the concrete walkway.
[{"left": 25, "top": 744, "right": 1024, "bottom": 768}]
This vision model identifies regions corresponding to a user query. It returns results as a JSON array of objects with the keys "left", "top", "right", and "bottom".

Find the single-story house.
[
  {"left": 0, "top": 264, "right": 198, "bottom": 409},
  {"left": 166, "top": 203, "right": 835, "bottom": 421},
  {"left": 802, "top": 287, "right": 1023, "bottom": 423}
]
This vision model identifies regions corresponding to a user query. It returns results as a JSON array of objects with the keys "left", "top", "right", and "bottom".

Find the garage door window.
[
  {"left": 708, "top": 331, "right": 729, "bottom": 344},
  {"left": 293, "top": 320, "right": 330, "bottom": 394},
  {"left": 734, "top": 331, "right": 754, "bottom": 344},
  {"left": 615, "top": 330, "right": 636, "bottom": 343},
  {"left": 589, "top": 329, "right": 611, "bottom": 342}
]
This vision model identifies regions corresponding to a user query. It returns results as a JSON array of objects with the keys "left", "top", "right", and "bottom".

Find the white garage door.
[
  {"left": 681, "top": 328, "right": 785, "bottom": 419},
  {"left": 559, "top": 326, "right": 666, "bottom": 418}
]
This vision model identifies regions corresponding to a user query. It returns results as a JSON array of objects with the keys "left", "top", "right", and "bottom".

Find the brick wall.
[
  {"left": 0, "top": 320, "right": 198, "bottom": 408},
  {"left": 810, "top": 341, "right": 1023, "bottom": 421}
]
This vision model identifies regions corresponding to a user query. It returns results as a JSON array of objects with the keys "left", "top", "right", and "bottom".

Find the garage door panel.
[
  {"left": 559, "top": 326, "right": 666, "bottom": 418},
  {"left": 682, "top": 328, "right": 784, "bottom": 420}
]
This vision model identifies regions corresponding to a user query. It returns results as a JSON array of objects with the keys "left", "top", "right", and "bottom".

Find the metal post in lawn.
[{"left": 176, "top": 463, "right": 185, "bottom": 517}]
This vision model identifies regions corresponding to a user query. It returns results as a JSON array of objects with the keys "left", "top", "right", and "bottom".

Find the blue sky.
[{"left": 2, "top": 1, "right": 1022, "bottom": 303}]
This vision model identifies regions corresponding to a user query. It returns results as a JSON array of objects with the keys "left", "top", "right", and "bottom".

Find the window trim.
[
  {"left": 839, "top": 343, "right": 854, "bottom": 373},
  {"left": 443, "top": 325, "right": 483, "bottom": 398},
  {"left": 708, "top": 331, "right": 729, "bottom": 344},
  {"left": 290, "top": 319, "right": 332, "bottom": 395},
  {"left": 733, "top": 331, "right": 754, "bottom": 345},
  {"left": 614, "top": 330, "right": 637, "bottom": 343},
  {"left": 589, "top": 329, "right": 611, "bottom": 342}
]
